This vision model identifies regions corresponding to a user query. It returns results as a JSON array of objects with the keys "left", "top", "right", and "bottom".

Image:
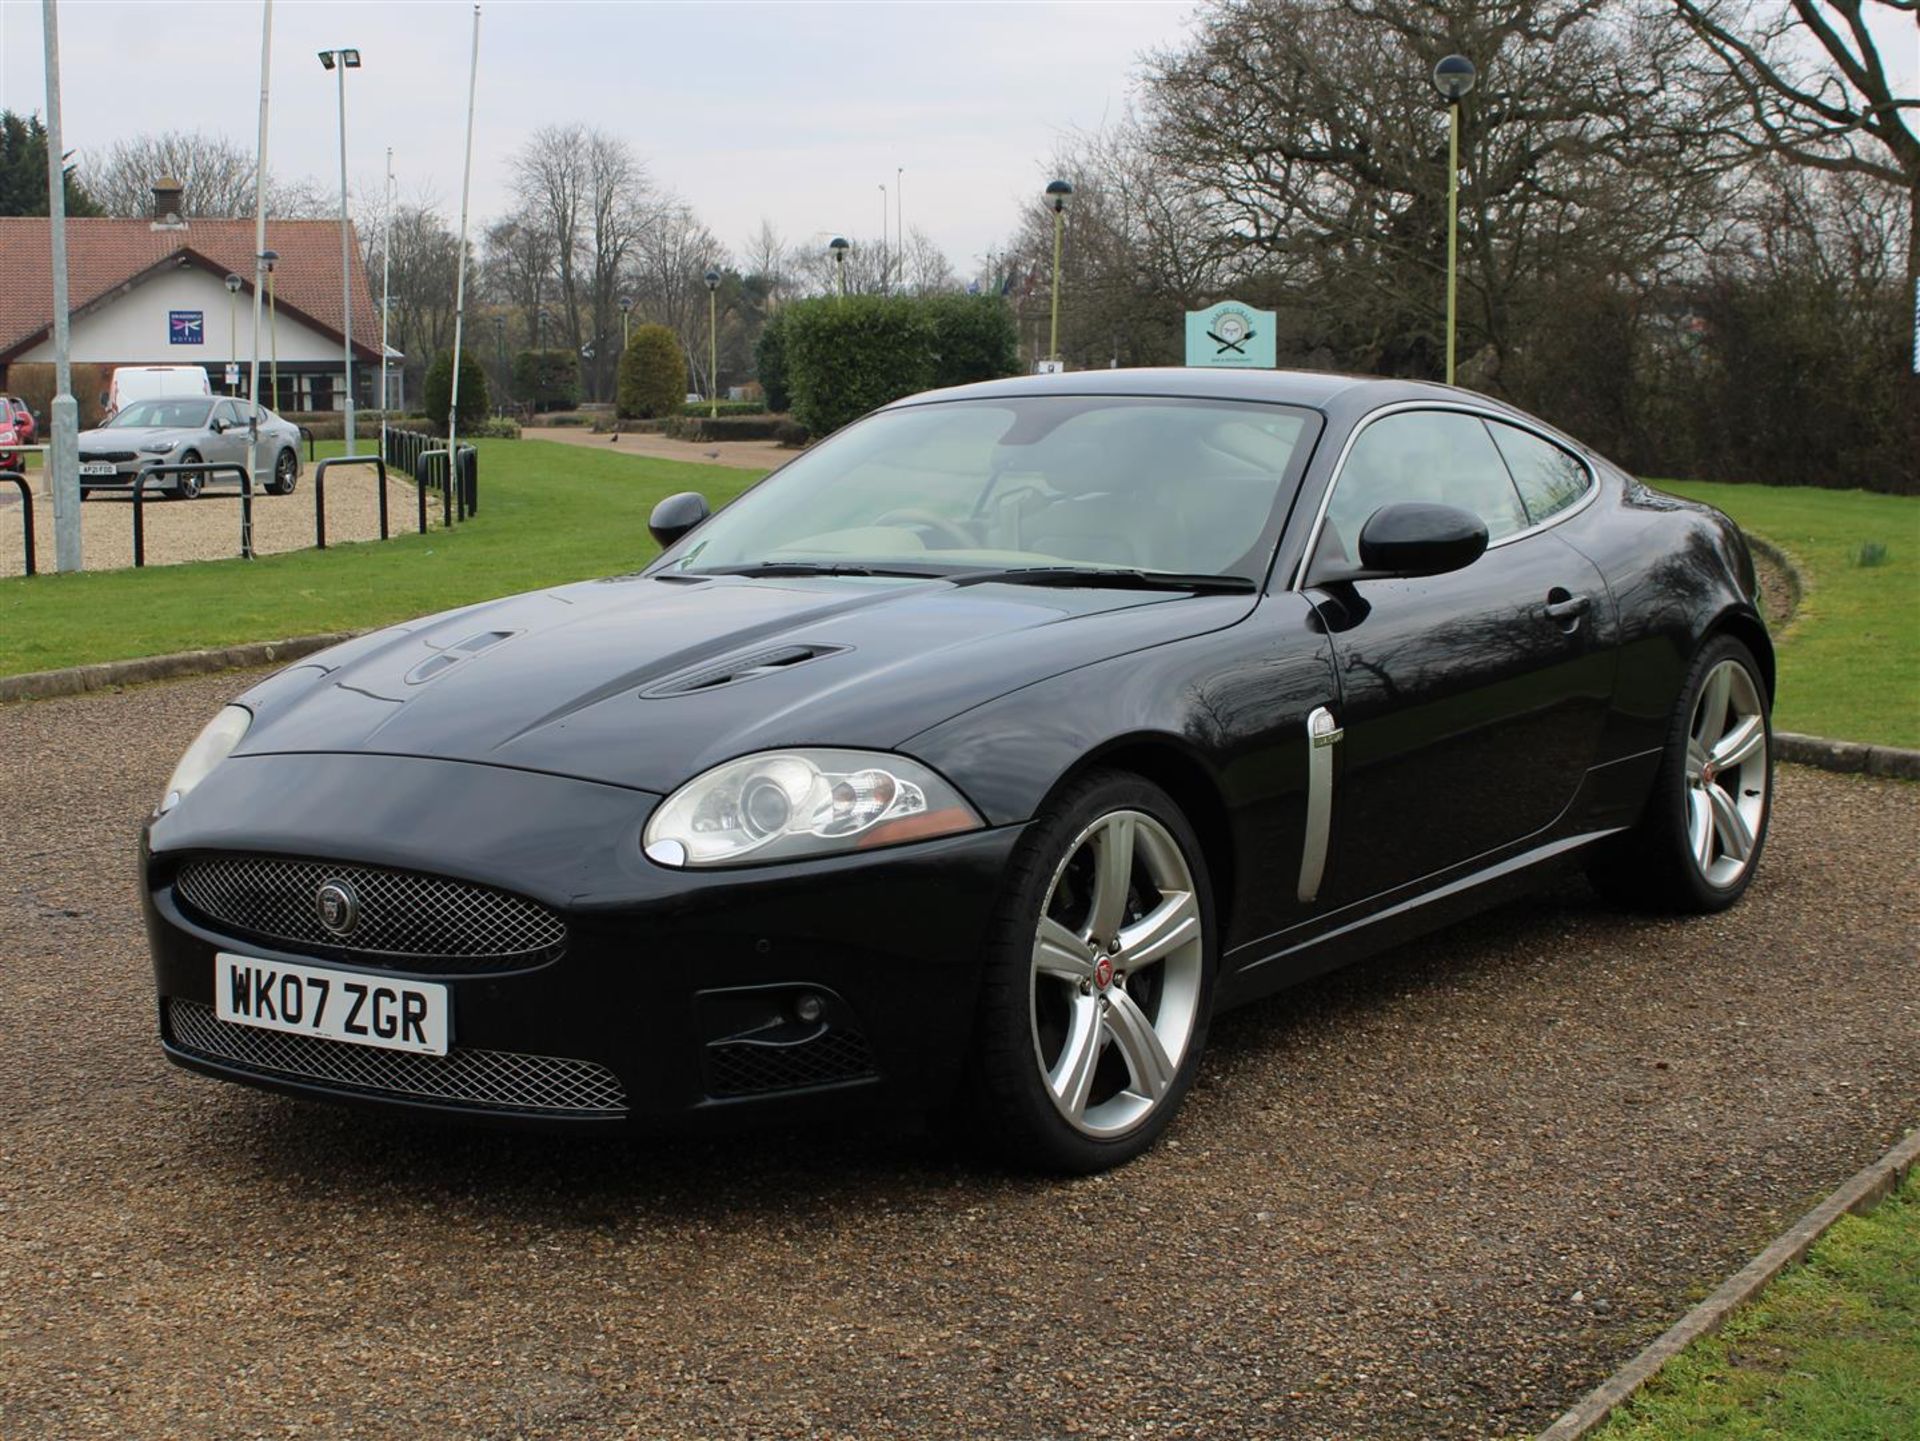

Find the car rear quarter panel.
[{"left": 1557, "top": 466, "right": 1771, "bottom": 767}]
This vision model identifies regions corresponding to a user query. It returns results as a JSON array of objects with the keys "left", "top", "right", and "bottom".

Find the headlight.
[
  {"left": 138, "top": 439, "right": 179, "bottom": 454},
  {"left": 644, "top": 748, "right": 981, "bottom": 868},
  {"left": 158, "top": 705, "right": 251, "bottom": 814}
]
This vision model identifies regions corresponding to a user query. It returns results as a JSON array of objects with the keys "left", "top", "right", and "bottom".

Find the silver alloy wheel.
[
  {"left": 1685, "top": 657, "right": 1768, "bottom": 888},
  {"left": 1030, "top": 809, "right": 1205, "bottom": 1139}
]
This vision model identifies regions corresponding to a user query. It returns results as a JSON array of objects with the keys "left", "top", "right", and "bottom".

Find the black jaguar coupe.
[{"left": 142, "top": 369, "right": 1773, "bottom": 1172}]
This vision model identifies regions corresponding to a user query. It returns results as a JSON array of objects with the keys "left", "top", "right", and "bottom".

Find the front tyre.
[
  {"left": 1590, "top": 635, "right": 1772, "bottom": 912},
  {"left": 173, "top": 449, "right": 203, "bottom": 500},
  {"left": 969, "top": 770, "right": 1215, "bottom": 1174},
  {"left": 268, "top": 448, "right": 298, "bottom": 495}
]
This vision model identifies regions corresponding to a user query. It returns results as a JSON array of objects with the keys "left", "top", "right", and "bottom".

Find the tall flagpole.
[
  {"left": 246, "top": 0, "right": 273, "bottom": 511},
  {"left": 380, "top": 146, "right": 393, "bottom": 442},
  {"left": 40, "top": 0, "right": 81, "bottom": 572},
  {"left": 446, "top": 3, "right": 480, "bottom": 524}
]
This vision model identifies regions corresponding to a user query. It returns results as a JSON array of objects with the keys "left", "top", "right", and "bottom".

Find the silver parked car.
[{"left": 78, "top": 397, "right": 302, "bottom": 499}]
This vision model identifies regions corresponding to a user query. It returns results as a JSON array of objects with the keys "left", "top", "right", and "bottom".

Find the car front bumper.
[{"left": 143, "top": 752, "right": 1022, "bottom": 1133}]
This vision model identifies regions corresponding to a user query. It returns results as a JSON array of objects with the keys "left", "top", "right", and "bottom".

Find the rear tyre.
[
  {"left": 967, "top": 770, "right": 1215, "bottom": 1174},
  {"left": 173, "top": 450, "right": 202, "bottom": 500},
  {"left": 1588, "top": 635, "right": 1771, "bottom": 913},
  {"left": 268, "top": 448, "right": 298, "bottom": 495}
]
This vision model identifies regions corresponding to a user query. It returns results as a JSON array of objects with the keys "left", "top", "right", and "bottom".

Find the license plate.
[
  {"left": 215, "top": 953, "right": 449, "bottom": 1055},
  {"left": 79, "top": 462, "right": 117, "bottom": 476}
]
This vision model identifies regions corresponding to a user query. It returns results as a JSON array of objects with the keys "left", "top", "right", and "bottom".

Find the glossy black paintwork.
[{"left": 143, "top": 368, "right": 1769, "bottom": 1127}]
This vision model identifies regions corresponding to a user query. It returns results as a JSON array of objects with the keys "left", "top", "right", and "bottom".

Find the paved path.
[
  {"left": 523, "top": 424, "right": 783, "bottom": 471},
  {"left": 1, "top": 671, "right": 1914, "bottom": 1439}
]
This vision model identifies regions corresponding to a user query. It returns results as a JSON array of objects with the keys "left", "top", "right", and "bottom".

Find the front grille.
[
  {"left": 708, "top": 1029, "right": 876, "bottom": 1097},
  {"left": 175, "top": 854, "right": 566, "bottom": 972},
  {"left": 166, "top": 999, "right": 626, "bottom": 1115},
  {"left": 79, "top": 450, "right": 137, "bottom": 463}
]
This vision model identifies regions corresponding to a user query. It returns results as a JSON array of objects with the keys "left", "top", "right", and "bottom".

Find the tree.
[
  {"left": 1665, "top": 0, "right": 1919, "bottom": 285},
  {"left": 509, "top": 124, "right": 656, "bottom": 401},
  {"left": 85, "top": 129, "right": 326, "bottom": 217},
  {"left": 617, "top": 323, "right": 686, "bottom": 418},
  {"left": 368, "top": 201, "right": 466, "bottom": 403},
  {"left": 0, "top": 110, "right": 100, "bottom": 216},
  {"left": 423, "top": 348, "right": 489, "bottom": 432},
  {"left": 625, "top": 202, "right": 728, "bottom": 396}
]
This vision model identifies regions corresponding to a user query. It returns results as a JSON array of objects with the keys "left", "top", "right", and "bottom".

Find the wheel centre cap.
[{"left": 1093, "top": 955, "right": 1114, "bottom": 990}]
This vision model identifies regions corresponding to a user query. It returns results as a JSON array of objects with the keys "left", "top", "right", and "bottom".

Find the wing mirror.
[
  {"left": 649, "top": 491, "right": 711, "bottom": 551},
  {"left": 1354, "top": 502, "right": 1489, "bottom": 578},
  {"left": 209, "top": 417, "right": 226, "bottom": 433}
]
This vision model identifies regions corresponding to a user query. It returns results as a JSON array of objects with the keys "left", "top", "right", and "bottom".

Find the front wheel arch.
[
  {"left": 1038, "top": 736, "right": 1237, "bottom": 945},
  {"left": 1705, "top": 609, "right": 1775, "bottom": 704}
]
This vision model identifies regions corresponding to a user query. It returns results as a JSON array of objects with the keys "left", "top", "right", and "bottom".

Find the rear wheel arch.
[{"left": 1705, "top": 609, "right": 1775, "bottom": 704}]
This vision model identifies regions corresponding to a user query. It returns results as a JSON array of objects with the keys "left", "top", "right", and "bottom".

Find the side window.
[
  {"left": 1486, "top": 420, "right": 1591, "bottom": 524},
  {"left": 1321, "top": 410, "right": 1528, "bottom": 562},
  {"left": 212, "top": 400, "right": 240, "bottom": 427}
]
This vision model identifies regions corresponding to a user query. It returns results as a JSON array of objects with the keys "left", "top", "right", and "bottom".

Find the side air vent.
[{"left": 641, "top": 644, "right": 846, "bottom": 698}]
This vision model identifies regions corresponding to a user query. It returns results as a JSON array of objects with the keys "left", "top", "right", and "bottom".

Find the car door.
[
  {"left": 1301, "top": 406, "right": 1616, "bottom": 907},
  {"left": 203, "top": 400, "right": 245, "bottom": 477}
]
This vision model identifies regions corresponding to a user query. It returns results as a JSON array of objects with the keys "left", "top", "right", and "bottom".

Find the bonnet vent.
[{"left": 641, "top": 644, "right": 846, "bottom": 699}]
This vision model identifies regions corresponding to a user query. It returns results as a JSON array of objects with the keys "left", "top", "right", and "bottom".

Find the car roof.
[{"left": 883, "top": 367, "right": 1476, "bottom": 413}]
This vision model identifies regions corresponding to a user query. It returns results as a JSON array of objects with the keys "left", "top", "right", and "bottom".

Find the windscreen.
[
  {"left": 108, "top": 399, "right": 214, "bottom": 429},
  {"left": 667, "top": 396, "right": 1312, "bottom": 581}
]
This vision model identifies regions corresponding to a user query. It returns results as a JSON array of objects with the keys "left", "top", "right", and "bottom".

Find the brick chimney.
[{"left": 151, "top": 178, "right": 186, "bottom": 230}]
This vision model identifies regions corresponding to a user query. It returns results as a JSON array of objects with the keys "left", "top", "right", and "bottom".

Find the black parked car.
[{"left": 142, "top": 370, "right": 1773, "bottom": 1172}]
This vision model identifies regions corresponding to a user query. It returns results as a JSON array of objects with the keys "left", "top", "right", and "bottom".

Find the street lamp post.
[
  {"left": 1044, "top": 179, "right": 1073, "bottom": 366},
  {"left": 1431, "top": 53, "right": 1476, "bottom": 387},
  {"left": 879, "top": 184, "right": 888, "bottom": 291},
  {"left": 493, "top": 315, "right": 506, "bottom": 413},
  {"left": 224, "top": 273, "right": 243, "bottom": 395},
  {"left": 703, "top": 268, "right": 721, "bottom": 418},
  {"left": 261, "top": 248, "right": 281, "bottom": 411},
  {"left": 318, "top": 46, "right": 362, "bottom": 452},
  {"left": 379, "top": 145, "right": 392, "bottom": 433},
  {"left": 829, "top": 236, "right": 849, "bottom": 298},
  {"left": 619, "top": 295, "right": 632, "bottom": 352}
]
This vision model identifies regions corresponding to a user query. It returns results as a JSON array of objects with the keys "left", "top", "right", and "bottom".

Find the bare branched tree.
[
  {"left": 86, "top": 130, "right": 328, "bottom": 217},
  {"left": 1664, "top": 0, "right": 1919, "bottom": 282}
]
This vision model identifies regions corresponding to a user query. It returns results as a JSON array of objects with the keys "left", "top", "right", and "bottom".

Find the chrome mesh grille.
[
  {"left": 175, "top": 854, "right": 565, "bottom": 970},
  {"left": 166, "top": 1000, "right": 626, "bottom": 1114}
]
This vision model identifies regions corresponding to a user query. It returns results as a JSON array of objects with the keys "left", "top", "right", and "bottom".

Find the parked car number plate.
[
  {"left": 215, "top": 953, "right": 449, "bottom": 1055},
  {"left": 79, "top": 462, "right": 117, "bottom": 476}
]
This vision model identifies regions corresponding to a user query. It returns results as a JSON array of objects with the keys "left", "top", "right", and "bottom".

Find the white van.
[{"left": 104, "top": 365, "right": 212, "bottom": 420}]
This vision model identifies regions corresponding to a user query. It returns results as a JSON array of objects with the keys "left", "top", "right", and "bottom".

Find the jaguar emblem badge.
[{"left": 314, "top": 879, "right": 360, "bottom": 937}]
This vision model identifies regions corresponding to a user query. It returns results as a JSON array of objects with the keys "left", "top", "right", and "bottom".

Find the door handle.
[{"left": 1545, "top": 590, "right": 1591, "bottom": 623}]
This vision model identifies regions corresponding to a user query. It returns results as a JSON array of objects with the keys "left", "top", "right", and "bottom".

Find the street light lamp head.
[
  {"left": 618, "top": 296, "right": 632, "bottom": 314},
  {"left": 1045, "top": 178, "right": 1074, "bottom": 213},
  {"left": 258, "top": 249, "right": 279, "bottom": 273},
  {"left": 318, "top": 49, "right": 335, "bottom": 69},
  {"left": 224, "top": 273, "right": 243, "bottom": 295},
  {"left": 1432, "top": 54, "right": 1477, "bottom": 103},
  {"left": 829, "top": 236, "right": 850, "bottom": 258},
  {"left": 341, "top": 48, "right": 361, "bottom": 68},
  {"left": 704, "top": 268, "right": 722, "bottom": 292}
]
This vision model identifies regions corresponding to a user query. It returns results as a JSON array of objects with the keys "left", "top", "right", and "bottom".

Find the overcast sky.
[
  {"left": 0, "top": 0, "right": 1198, "bottom": 271},
  {"left": 2, "top": 1, "right": 1912, "bottom": 276}
]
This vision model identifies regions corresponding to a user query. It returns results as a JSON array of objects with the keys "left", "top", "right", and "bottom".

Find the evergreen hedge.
[
  {"left": 423, "top": 349, "right": 489, "bottom": 431},
  {"left": 511, "top": 349, "right": 581, "bottom": 411},
  {"left": 618, "top": 324, "right": 687, "bottom": 419},
  {"left": 782, "top": 294, "right": 1019, "bottom": 438}
]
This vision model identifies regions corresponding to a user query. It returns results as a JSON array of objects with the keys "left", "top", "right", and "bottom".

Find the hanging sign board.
[{"left": 1184, "top": 300, "right": 1275, "bottom": 369}]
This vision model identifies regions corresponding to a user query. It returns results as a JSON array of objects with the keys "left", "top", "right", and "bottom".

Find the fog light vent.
[{"left": 708, "top": 1029, "right": 876, "bottom": 1097}]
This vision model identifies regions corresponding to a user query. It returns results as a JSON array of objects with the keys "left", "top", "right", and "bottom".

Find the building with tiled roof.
[{"left": 0, "top": 182, "right": 391, "bottom": 413}]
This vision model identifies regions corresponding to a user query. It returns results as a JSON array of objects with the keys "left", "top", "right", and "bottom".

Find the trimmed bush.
[
  {"left": 511, "top": 349, "right": 581, "bottom": 411},
  {"left": 773, "top": 419, "right": 811, "bottom": 448},
  {"left": 755, "top": 310, "right": 791, "bottom": 413},
  {"left": 784, "top": 296, "right": 939, "bottom": 437},
  {"left": 923, "top": 294, "right": 1020, "bottom": 390},
  {"left": 661, "top": 414, "right": 786, "bottom": 442},
  {"left": 618, "top": 324, "right": 687, "bottom": 419},
  {"left": 677, "top": 399, "right": 766, "bottom": 417},
  {"left": 423, "top": 349, "right": 490, "bottom": 432}
]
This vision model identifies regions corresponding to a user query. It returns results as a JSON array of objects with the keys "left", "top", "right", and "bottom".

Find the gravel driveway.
[
  {"left": 0, "top": 468, "right": 437, "bottom": 577},
  {"left": 1, "top": 671, "right": 1913, "bottom": 1440}
]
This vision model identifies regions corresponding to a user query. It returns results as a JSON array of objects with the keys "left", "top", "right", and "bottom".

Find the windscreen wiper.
[{"left": 952, "top": 566, "right": 1258, "bottom": 594}]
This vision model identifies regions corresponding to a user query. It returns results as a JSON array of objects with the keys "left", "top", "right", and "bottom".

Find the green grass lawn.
[
  {"left": 1660, "top": 482, "right": 1918, "bottom": 749},
  {"left": 1595, "top": 1173, "right": 1919, "bottom": 1441},
  {"left": 0, "top": 438, "right": 767, "bottom": 677}
]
